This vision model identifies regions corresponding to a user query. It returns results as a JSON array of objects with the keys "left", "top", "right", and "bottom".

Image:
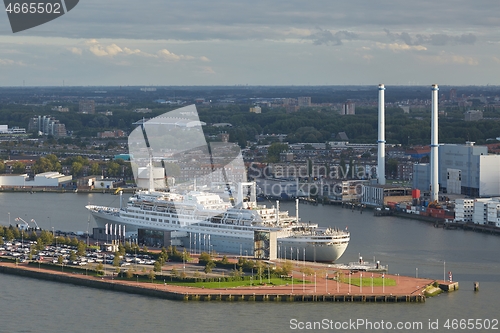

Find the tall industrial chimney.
[
  {"left": 377, "top": 84, "right": 386, "bottom": 185},
  {"left": 430, "top": 84, "right": 439, "bottom": 202}
]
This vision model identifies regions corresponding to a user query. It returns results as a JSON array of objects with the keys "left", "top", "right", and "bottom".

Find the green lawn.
[
  {"left": 164, "top": 277, "right": 306, "bottom": 289},
  {"left": 342, "top": 277, "right": 396, "bottom": 287}
]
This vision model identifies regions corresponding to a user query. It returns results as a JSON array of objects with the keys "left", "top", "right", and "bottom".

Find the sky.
[{"left": 1, "top": 0, "right": 500, "bottom": 86}]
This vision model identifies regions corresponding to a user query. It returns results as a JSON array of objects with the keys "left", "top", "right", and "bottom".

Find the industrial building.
[
  {"left": 413, "top": 142, "right": 500, "bottom": 197},
  {"left": 454, "top": 198, "right": 500, "bottom": 227},
  {"left": 361, "top": 184, "right": 412, "bottom": 207},
  {"left": 0, "top": 172, "right": 72, "bottom": 188}
]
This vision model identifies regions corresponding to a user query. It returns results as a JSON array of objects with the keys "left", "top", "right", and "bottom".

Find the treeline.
[
  {"left": 0, "top": 103, "right": 178, "bottom": 137},
  {"left": 0, "top": 154, "right": 133, "bottom": 178},
  {"left": 199, "top": 105, "right": 500, "bottom": 146},
  {"left": 3, "top": 100, "right": 500, "bottom": 145}
]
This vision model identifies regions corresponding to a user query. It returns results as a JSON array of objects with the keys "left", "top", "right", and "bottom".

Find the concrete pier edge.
[{"left": 0, "top": 264, "right": 426, "bottom": 303}]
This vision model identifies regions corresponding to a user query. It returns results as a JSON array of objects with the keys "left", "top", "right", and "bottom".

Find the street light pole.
[
  {"left": 443, "top": 261, "right": 445, "bottom": 282},
  {"left": 360, "top": 273, "right": 362, "bottom": 294},
  {"left": 325, "top": 273, "right": 328, "bottom": 293}
]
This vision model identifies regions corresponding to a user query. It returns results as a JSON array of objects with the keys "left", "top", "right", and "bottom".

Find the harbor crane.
[
  {"left": 30, "top": 219, "right": 41, "bottom": 230},
  {"left": 14, "top": 217, "right": 40, "bottom": 231},
  {"left": 14, "top": 217, "right": 30, "bottom": 230}
]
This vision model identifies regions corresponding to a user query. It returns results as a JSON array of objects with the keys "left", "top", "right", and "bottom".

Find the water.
[{"left": 1, "top": 193, "right": 499, "bottom": 332}]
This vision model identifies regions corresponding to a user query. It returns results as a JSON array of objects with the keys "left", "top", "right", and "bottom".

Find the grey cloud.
[
  {"left": 385, "top": 29, "right": 476, "bottom": 46},
  {"left": 310, "top": 30, "right": 358, "bottom": 46},
  {"left": 0, "top": 0, "right": 495, "bottom": 43}
]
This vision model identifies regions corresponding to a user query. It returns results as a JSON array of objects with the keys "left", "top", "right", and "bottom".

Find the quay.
[{"left": 0, "top": 260, "right": 437, "bottom": 303}]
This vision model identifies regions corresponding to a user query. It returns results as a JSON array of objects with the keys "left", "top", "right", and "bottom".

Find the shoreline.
[
  {"left": 0, "top": 187, "right": 136, "bottom": 194},
  {"left": 0, "top": 260, "right": 436, "bottom": 303}
]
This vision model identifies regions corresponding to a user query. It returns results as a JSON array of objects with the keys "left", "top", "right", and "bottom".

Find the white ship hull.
[{"left": 88, "top": 205, "right": 349, "bottom": 262}]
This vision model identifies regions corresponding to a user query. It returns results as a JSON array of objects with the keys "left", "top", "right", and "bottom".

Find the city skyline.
[{"left": 1, "top": 1, "right": 500, "bottom": 86}]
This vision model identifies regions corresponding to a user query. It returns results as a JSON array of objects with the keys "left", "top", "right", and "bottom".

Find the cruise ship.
[
  {"left": 86, "top": 105, "right": 349, "bottom": 261},
  {"left": 86, "top": 182, "right": 350, "bottom": 262}
]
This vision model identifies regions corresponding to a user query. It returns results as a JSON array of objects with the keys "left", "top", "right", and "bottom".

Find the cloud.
[
  {"left": 384, "top": 29, "right": 476, "bottom": 46},
  {"left": 88, "top": 42, "right": 123, "bottom": 57},
  {"left": 0, "top": 58, "right": 26, "bottom": 66},
  {"left": 418, "top": 52, "right": 479, "bottom": 65},
  {"left": 69, "top": 47, "right": 82, "bottom": 55},
  {"left": 201, "top": 66, "right": 216, "bottom": 74},
  {"left": 79, "top": 40, "right": 208, "bottom": 63},
  {"left": 309, "top": 29, "right": 358, "bottom": 46},
  {"left": 123, "top": 47, "right": 141, "bottom": 55},
  {"left": 376, "top": 42, "right": 427, "bottom": 52},
  {"left": 158, "top": 49, "right": 194, "bottom": 61}
]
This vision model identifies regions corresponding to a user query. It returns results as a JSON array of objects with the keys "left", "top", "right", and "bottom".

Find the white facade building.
[
  {"left": 454, "top": 197, "right": 500, "bottom": 227},
  {"left": 454, "top": 199, "right": 474, "bottom": 222},
  {"left": 413, "top": 142, "right": 500, "bottom": 198},
  {"left": 0, "top": 172, "right": 71, "bottom": 187}
]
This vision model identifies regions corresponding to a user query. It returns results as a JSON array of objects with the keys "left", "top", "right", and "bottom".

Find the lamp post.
[
  {"left": 8, "top": 212, "right": 10, "bottom": 225},
  {"left": 325, "top": 273, "right": 328, "bottom": 293},
  {"left": 443, "top": 261, "right": 446, "bottom": 282},
  {"left": 360, "top": 273, "right": 362, "bottom": 294},
  {"left": 349, "top": 272, "right": 351, "bottom": 294}
]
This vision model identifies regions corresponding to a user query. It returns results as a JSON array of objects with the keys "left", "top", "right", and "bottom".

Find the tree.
[
  {"left": 299, "top": 266, "right": 314, "bottom": 276},
  {"left": 69, "top": 250, "right": 77, "bottom": 262},
  {"left": 77, "top": 241, "right": 87, "bottom": 256},
  {"left": 96, "top": 263, "right": 104, "bottom": 275},
  {"left": 198, "top": 252, "right": 211, "bottom": 265},
  {"left": 38, "top": 230, "right": 53, "bottom": 245},
  {"left": 106, "top": 161, "right": 121, "bottom": 177},
  {"left": 386, "top": 159, "right": 398, "bottom": 179},
  {"left": 204, "top": 261, "right": 216, "bottom": 274},
  {"left": 89, "top": 162, "right": 100, "bottom": 175},
  {"left": 12, "top": 161, "right": 26, "bottom": 174},
  {"left": 0, "top": 160, "right": 5, "bottom": 174},
  {"left": 113, "top": 253, "right": 121, "bottom": 267},
  {"left": 71, "top": 162, "right": 84, "bottom": 177},
  {"left": 4, "top": 228, "right": 14, "bottom": 241},
  {"left": 10, "top": 226, "right": 20, "bottom": 240},
  {"left": 125, "top": 269, "right": 134, "bottom": 279},
  {"left": 148, "top": 270, "right": 156, "bottom": 283},
  {"left": 57, "top": 255, "right": 64, "bottom": 265},
  {"left": 159, "top": 247, "right": 168, "bottom": 263},
  {"left": 279, "top": 260, "right": 293, "bottom": 276},
  {"left": 266, "top": 142, "right": 289, "bottom": 163},
  {"left": 153, "top": 260, "right": 162, "bottom": 273},
  {"left": 70, "top": 237, "right": 79, "bottom": 247}
]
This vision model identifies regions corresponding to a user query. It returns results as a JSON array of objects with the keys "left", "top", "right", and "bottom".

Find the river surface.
[{"left": 0, "top": 192, "right": 499, "bottom": 333}]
